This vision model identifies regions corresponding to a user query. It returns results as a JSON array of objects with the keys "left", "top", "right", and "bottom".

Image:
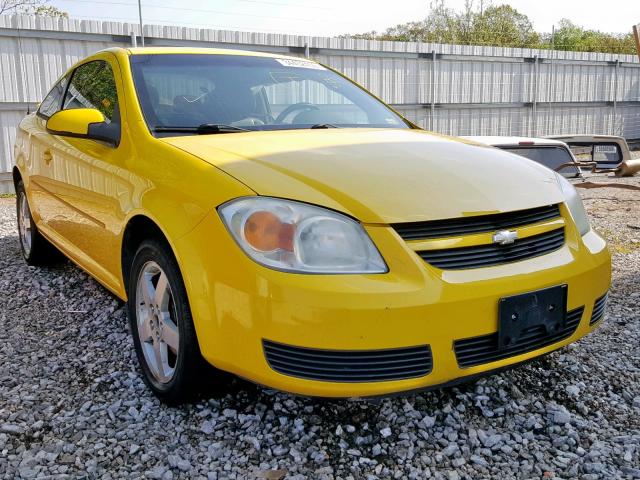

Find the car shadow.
[{"left": 0, "top": 230, "right": 555, "bottom": 418}]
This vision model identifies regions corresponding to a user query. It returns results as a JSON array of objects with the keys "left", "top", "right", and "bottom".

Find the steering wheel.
[{"left": 275, "top": 102, "right": 319, "bottom": 124}]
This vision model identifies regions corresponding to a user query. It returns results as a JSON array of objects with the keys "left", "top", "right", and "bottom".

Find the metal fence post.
[
  {"left": 530, "top": 55, "right": 539, "bottom": 137},
  {"left": 430, "top": 50, "right": 436, "bottom": 131},
  {"left": 612, "top": 59, "right": 619, "bottom": 135}
]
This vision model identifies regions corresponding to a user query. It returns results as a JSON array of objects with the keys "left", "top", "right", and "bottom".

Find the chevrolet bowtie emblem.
[{"left": 493, "top": 230, "right": 518, "bottom": 245}]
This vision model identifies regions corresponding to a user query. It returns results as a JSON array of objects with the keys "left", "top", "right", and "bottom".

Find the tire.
[
  {"left": 127, "top": 238, "right": 215, "bottom": 404},
  {"left": 15, "top": 180, "right": 61, "bottom": 266}
]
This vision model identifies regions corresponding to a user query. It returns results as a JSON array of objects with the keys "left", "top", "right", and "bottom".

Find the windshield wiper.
[
  {"left": 153, "top": 124, "right": 250, "bottom": 134},
  {"left": 310, "top": 123, "right": 339, "bottom": 129}
]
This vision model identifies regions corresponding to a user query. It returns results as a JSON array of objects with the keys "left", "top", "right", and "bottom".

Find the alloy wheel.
[
  {"left": 135, "top": 261, "right": 180, "bottom": 384},
  {"left": 18, "top": 191, "right": 32, "bottom": 257}
]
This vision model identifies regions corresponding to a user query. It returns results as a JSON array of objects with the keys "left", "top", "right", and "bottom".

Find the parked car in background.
[
  {"left": 544, "top": 134, "right": 640, "bottom": 178},
  {"left": 462, "top": 136, "right": 582, "bottom": 178},
  {"left": 13, "top": 48, "right": 611, "bottom": 404},
  {"left": 545, "top": 134, "right": 631, "bottom": 170}
]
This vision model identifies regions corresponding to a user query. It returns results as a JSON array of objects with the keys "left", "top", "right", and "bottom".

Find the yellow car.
[{"left": 13, "top": 47, "right": 611, "bottom": 404}]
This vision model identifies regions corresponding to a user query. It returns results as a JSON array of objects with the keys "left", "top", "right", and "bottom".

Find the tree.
[
  {"left": 0, "top": 0, "right": 67, "bottom": 17},
  {"left": 345, "top": 1, "right": 635, "bottom": 54},
  {"left": 471, "top": 5, "right": 539, "bottom": 47},
  {"left": 549, "top": 19, "right": 635, "bottom": 54},
  {"left": 33, "top": 5, "right": 67, "bottom": 17}
]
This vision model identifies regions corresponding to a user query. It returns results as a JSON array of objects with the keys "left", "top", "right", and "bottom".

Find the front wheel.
[
  {"left": 127, "top": 238, "right": 217, "bottom": 404},
  {"left": 15, "top": 180, "right": 61, "bottom": 265}
]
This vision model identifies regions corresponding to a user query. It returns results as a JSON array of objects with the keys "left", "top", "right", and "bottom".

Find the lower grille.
[
  {"left": 263, "top": 340, "right": 433, "bottom": 382},
  {"left": 590, "top": 293, "right": 608, "bottom": 325},
  {"left": 419, "top": 228, "right": 565, "bottom": 270},
  {"left": 454, "top": 306, "right": 584, "bottom": 367}
]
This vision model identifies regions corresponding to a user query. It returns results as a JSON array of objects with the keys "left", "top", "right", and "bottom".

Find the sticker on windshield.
[{"left": 275, "top": 58, "right": 326, "bottom": 70}]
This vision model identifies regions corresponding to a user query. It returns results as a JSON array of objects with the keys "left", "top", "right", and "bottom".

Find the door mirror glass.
[{"left": 46, "top": 108, "right": 118, "bottom": 146}]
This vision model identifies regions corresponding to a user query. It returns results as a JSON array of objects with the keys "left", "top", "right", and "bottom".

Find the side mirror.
[{"left": 46, "top": 108, "right": 119, "bottom": 147}]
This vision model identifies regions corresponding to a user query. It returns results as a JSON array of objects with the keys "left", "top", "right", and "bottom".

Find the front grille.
[
  {"left": 418, "top": 228, "right": 565, "bottom": 270},
  {"left": 590, "top": 293, "right": 608, "bottom": 325},
  {"left": 392, "top": 204, "right": 561, "bottom": 240},
  {"left": 263, "top": 340, "right": 433, "bottom": 382},
  {"left": 454, "top": 306, "right": 584, "bottom": 367}
]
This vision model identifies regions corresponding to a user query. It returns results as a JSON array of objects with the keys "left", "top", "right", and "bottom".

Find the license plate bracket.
[{"left": 498, "top": 285, "right": 567, "bottom": 350}]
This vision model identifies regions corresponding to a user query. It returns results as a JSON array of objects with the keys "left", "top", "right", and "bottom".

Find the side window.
[
  {"left": 37, "top": 76, "right": 69, "bottom": 118},
  {"left": 63, "top": 60, "right": 120, "bottom": 124}
]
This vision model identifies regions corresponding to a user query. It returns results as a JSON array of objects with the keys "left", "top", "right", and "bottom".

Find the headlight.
[
  {"left": 555, "top": 173, "right": 590, "bottom": 236},
  {"left": 218, "top": 197, "right": 387, "bottom": 274}
]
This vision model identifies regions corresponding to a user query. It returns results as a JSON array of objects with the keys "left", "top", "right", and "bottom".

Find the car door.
[
  {"left": 26, "top": 74, "right": 70, "bottom": 229},
  {"left": 38, "top": 54, "right": 135, "bottom": 289}
]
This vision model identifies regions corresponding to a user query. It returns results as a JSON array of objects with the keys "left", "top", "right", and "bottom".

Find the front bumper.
[{"left": 176, "top": 209, "right": 611, "bottom": 398}]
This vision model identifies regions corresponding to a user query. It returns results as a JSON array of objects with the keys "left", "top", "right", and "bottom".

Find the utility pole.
[{"left": 138, "top": 0, "right": 145, "bottom": 47}]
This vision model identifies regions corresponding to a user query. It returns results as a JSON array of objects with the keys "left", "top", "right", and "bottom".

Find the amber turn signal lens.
[{"left": 243, "top": 211, "right": 294, "bottom": 252}]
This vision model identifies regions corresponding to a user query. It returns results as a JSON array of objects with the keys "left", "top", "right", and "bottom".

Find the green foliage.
[
  {"left": 0, "top": 0, "right": 67, "bottom": 17},
  {"left": 33, "top": 5, "right": 68, "bottom": 17},
  {"left": 346, "top": 1, "right": 636, "bottom": 55},
  {"left": 549, "top": 19, "right": 635, "bottom": 54}
]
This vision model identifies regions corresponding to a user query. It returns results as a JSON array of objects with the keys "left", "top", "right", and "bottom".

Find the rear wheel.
[
  {"left": 127, "top": 238, "right": 216, "bottom": 404},
  {"left": 15, "top": 180, "right": 61, "bottom": 265}
]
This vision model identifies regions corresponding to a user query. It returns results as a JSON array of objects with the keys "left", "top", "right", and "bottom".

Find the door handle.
[{"left": 43, "top": 150, "right": 53, "bottom": 164}]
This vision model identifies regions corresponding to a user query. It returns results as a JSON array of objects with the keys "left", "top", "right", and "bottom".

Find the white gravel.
[{"left": 0, "top": 176, "right": 639, "bottom": 479}]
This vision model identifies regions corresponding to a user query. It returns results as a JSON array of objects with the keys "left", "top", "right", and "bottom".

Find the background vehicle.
[
  {"left": 545, "top": 134, "right": 640, "bottom": 177},
  {"left": 545, "top": 134, "right": 631, "bottom": 169},
  {"left": 462, "top": 136, "right": 582, "bottom": 178},
  {"left": 13, "top": 48, "right": 610, "bottom": 404}
]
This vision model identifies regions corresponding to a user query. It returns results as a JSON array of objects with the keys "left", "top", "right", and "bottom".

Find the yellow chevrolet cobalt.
[{"left": 13, "top": 47, "right": 610, "bottom": 404}]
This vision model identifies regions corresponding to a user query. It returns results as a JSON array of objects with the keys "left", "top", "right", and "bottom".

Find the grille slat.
[
  {"left": 423, "top": 242, "right": 565, "bottom": 270},
  {"left": 590, "top": 293, "right": 608, "bottom": 325},
  {"left": 263, "top": 340, "right": 433, "bottom": 382},
  {"left": 419, "top": 228, "right": 565, "bottom": 270},
  {"left": 393, "top": 204, "right": 561, "bottom": 240},
  {"left": 263, "top": 344, "right": 428, "bottom": 361},
  {"left": 261, "top": 365, "right": 431, "bottom": 382},
  {"left": 454, "top": 307, "right": 584, "bottom": 367},
  {"left": 267, "top": 359, "right": 429, "bottom": 374},
  {"left": 419, "top": 238, "right": 565, "bottom": 266},
  {"left": 264, "top": 350, "right": 429, "bottom": 367},
  {"left": 419, "top": 230, "right": 564, "bottom": 259}
]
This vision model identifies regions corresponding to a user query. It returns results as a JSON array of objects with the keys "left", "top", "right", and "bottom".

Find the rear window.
[
  {"left": 567, "top": 143, "right": 622, "bottom": 167},
  {"left": 500, "top": 146, "right": 580, "bottom": 177}
]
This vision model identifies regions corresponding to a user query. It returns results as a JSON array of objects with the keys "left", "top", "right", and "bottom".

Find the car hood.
[{"left": 161, "top": 128, "right": 565, "bottom": 224}]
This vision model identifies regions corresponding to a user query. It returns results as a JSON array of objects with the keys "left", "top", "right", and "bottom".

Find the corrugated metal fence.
[{"left": 1, "top": 14, "right": 639, "bottom": 192}]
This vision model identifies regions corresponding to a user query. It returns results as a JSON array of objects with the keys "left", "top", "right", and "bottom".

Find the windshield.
[
  {"left": 500, "top": 146, "right": 580, "bottom": 177},
  {"left": 129, "top": 54, "right": 410, "bottom": 134}
]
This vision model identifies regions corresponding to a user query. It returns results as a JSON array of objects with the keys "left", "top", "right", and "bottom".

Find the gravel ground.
[{"left": 0, "top": 175, "right": 639, "bottom": 480}]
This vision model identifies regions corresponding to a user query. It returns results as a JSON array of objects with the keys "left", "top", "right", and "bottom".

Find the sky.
[{"left": 46, "top": 0, "right": 638, "bottom": 37}]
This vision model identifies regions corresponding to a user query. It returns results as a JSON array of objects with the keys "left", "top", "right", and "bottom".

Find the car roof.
[
  {"left": 462, "top": 136, "right": 569, "bottom": 147},
  {"left": 122, "top": 46, "right": 304, "bottom": 61},
  {"left": 544, "top": 134, "right": 625, "bottom": 142}
]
